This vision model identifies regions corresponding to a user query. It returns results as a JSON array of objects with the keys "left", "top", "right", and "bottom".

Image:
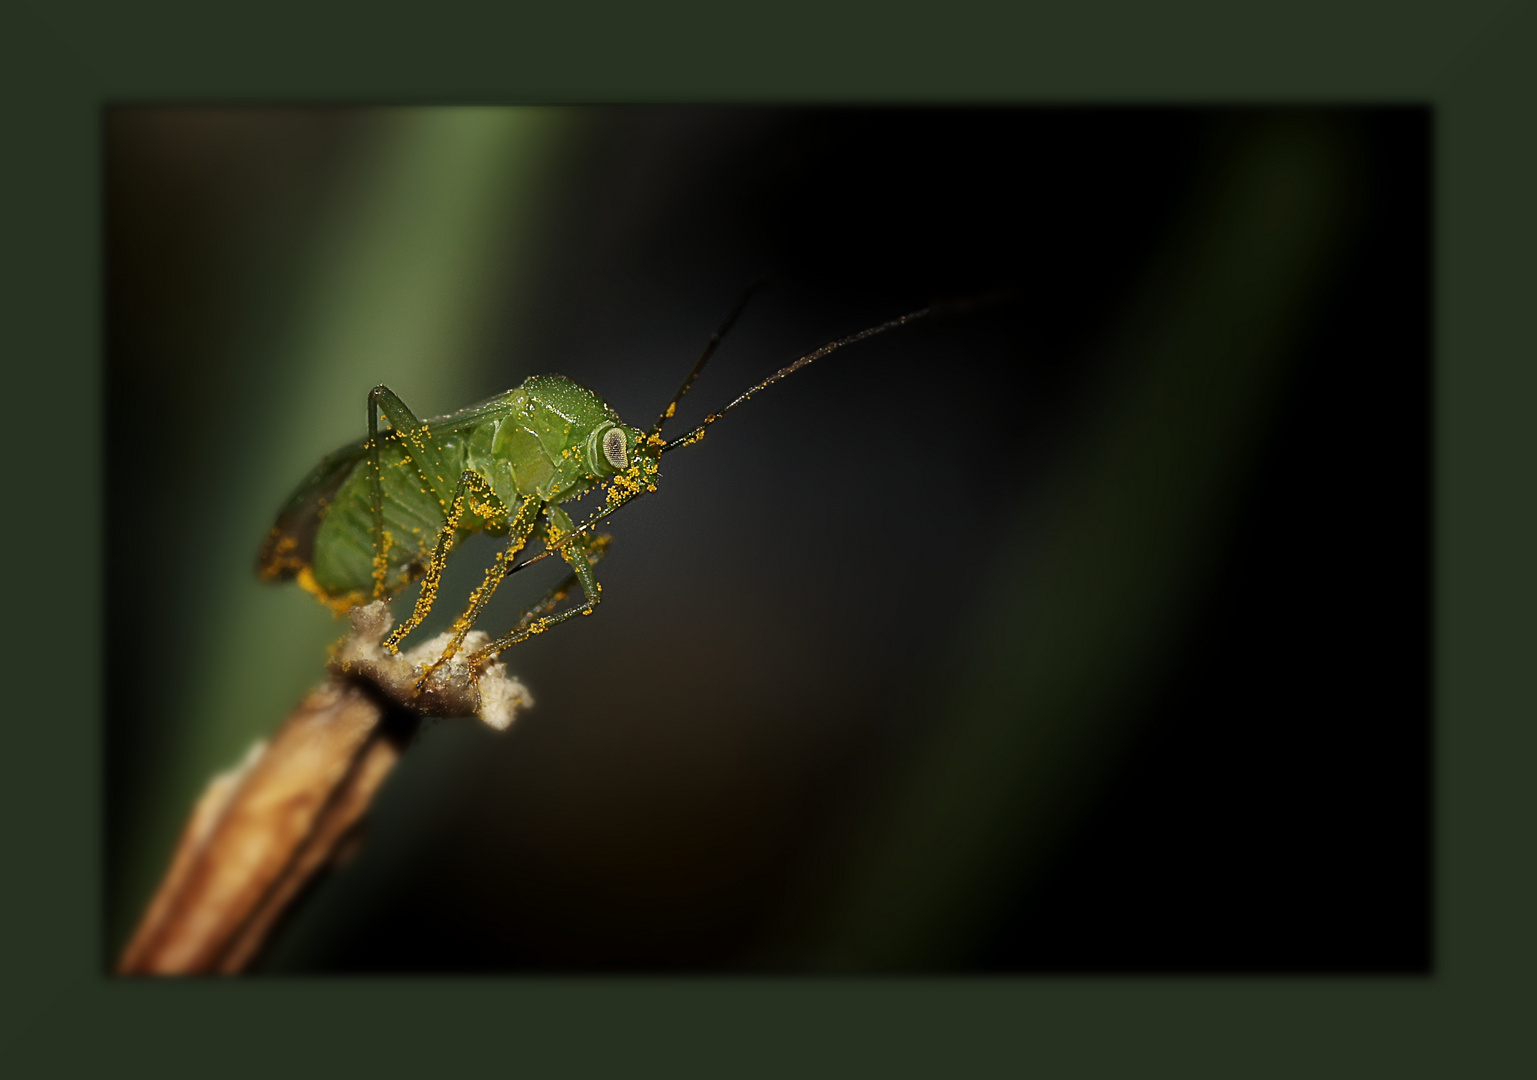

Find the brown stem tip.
[{"left": 117, "top": 601, "right": 532, "bottom": 975}]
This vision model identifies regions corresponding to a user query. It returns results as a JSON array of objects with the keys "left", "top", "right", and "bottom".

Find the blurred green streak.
[
  {"left": 112, "top": 108, "right": 573, "bottom": 955},
  {"left": 800, "top": 116, "right": 1359, "bottom": 969}
]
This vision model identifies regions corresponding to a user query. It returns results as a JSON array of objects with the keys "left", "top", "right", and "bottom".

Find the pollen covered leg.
[
  {"left": 382, "top": 469, "right": 502, "bottom": 655},
  {"left": 369, "top": 385, "right": 459, "bottom": 509},
  {"left": 474, "top": 504, "right": 605, "bottom": 659},
  {"left": 465, "top": 535, "right": 611, "bottom": 668},
  {"left": 411, "top": 494, "right": 542, "bottom": 694},
  {"left": 364, "top": 388, "right": 393, "bottom": 599},
  {"left": 366, "top": 384, "right": 462, "bottom": 599}
]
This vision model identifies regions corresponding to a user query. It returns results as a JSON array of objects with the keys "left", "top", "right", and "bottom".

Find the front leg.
[
  {"left": 463, "top": 535, "right": 613, "bottom": 669},
  {"left": 471, "top": 503, "right": 604, "bottom": 660}
]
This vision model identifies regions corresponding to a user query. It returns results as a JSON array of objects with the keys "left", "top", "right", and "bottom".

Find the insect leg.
[
  {"left": 365, "top": 389, "right": 390, "bottom": 599},
  {"left": 382, "top": 469, "right": 501, "bottom": 654},
  {"left": 364, "top": 385, "right": 464, "bottom": 598},
  {"left": 464, "top": 536, "right": 611, "bottom": 669},
  {"left": 500, "top": 474, "right": 653, "bottom": 580},
  {"left": 368, "top": 386, "right": 460, "bottom": 509},
  {"left": 472, "top": 504, "right": 604, "bottom": 659},
  {"left": 413, "top": 494, "right": 543, "bottom": 692}
]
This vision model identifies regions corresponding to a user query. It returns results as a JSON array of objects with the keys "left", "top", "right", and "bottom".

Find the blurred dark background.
[{"left": 106, "top": 107, "right": 1428, "bottom": 973}]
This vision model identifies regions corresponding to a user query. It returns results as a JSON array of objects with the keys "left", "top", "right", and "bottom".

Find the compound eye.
[{"left": 601, "top": 427, "right": 628, "bottom": 469}]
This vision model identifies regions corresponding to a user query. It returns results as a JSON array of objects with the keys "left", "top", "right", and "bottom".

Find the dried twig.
[{"left": 117, "top": 603, "right": 532, "bottom": 975}]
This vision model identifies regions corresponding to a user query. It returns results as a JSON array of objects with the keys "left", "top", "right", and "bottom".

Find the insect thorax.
[{"left": 467, "top": 375, "right": 629, "bottom": 508}]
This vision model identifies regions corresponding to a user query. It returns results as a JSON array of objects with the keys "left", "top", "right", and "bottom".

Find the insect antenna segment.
[
  {"left": 660, "top": 304, "right": 934, "bottom": 454},
  {"left": 496, "top": 286, "right": 1015, "bottom": 583},
  {"left": 647, "top": 276, "right": 770, "bottom": 442}
]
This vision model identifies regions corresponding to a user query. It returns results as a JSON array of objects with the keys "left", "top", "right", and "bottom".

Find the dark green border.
[{"left": 5, "top": 0, "right": 1531, "bottom": 1073}]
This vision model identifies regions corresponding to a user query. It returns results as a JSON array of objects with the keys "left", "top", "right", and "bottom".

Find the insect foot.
[{"left": 328, "top": 601, "right": 533, "bottom": 731}]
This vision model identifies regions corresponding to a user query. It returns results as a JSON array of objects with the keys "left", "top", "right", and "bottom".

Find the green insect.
[{"left": 258, "top": 286, "right": 938, "bottom": 689}]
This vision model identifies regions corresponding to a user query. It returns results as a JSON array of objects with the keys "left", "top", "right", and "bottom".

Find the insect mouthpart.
[{"left": 601, "top": 427, "right": 628, "bottom": 469}]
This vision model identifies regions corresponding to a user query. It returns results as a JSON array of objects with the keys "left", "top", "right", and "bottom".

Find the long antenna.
[
  {"left": 648, "top": 277, "right": 770, "bottom": 441},
  {"left": 661, "top": 305, "right": 932, "bottom": 454},
  {"left": 506, "top": 286, "right": 1016, "bottom": 578}
]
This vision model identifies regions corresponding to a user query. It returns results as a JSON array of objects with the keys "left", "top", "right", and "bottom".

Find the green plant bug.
[{"left": 258, "top": 284, "right": 939, "bottom": 690}]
